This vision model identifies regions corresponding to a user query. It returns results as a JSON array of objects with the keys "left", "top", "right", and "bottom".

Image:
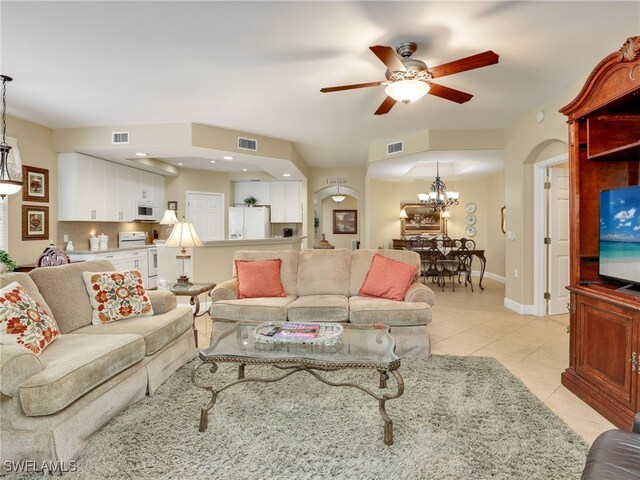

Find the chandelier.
[
  {"left": 0, "top": 75, "right": 23, "bottom": 198},
  {"left": 417, "top": 162, "right": 459, "bottom": 212},
  {"left": 331, "top": 187, "right": 345, "bottom": 203}
]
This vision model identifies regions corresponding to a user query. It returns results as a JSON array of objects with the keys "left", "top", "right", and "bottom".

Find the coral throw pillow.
[
  {"left": 0, "top": 281, "right": 60, "bottom": 355},
  {"left": 359, "top": 254, "right": 418, "bottom": 301},
  {"left": 83, "top": 270, "right": 154, "bottom": 325},
  {"left": 235, "top": 259, "right": 286, "bottom": 299}
]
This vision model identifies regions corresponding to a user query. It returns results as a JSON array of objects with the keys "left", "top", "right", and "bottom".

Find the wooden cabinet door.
[
  {"left": 284, "top": 181, "right": 301, "bottom": 222},
  {"left": 575, "top": 295, "right": 636, "bottom": 409},
  {"left": 270, "top": 181, "right": 285, "bottom": 222}
]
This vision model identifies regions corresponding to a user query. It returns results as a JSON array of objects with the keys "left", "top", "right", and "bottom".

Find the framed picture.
[
  {"left": 400, "top": 203, "right": 445, "bottom": 236},
  {"left": 333, "top": 209, "right": 357, "bottom": 234},
  {"left": 22, "top": 205, "right": 49, "bottom": 241},
  {"left": 167, "top": 201, "right": 177, "bottom": 211},
  {"left": 22, "top": 166, "right": 49, "bottom": 202}
]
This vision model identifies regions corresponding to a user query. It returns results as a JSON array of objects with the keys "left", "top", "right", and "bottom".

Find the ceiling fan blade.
[
  {"left": 374, "top": 96, "right": 397, "bottom": 115},
  {"left": 369, "top": 45, "right": 407, "bottom": 72},
  {"left": 429, "top": 51, "right": 499, "bottom": 78},
  {"left": 428, "top": 83, "right": 473, "bottom": 104},
  {"left": 320, "top": 81, "right": 382, "bottom": 93}
]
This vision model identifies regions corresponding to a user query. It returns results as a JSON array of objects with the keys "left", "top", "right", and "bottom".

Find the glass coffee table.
[{"left": 191, "top": 320, "right": 404, "bottom": 445}]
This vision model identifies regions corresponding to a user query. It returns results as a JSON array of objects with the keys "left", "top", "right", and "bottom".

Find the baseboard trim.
[
  {"left": 471, "top": 270, "right": 505, "bottom": 284},
  {"left": 504, "top": 297, "right": 535, "bottom": 315}
]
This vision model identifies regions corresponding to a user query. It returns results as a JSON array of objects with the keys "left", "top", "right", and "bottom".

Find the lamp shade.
[
  {"left": 165, "top": 218, "right": 204, "bottom": 248},
  {"left": 399, "top": 208, "right": 408, "bottom": 219},
  {"left": 159, "top": 209, "right": 178, "bottom": 225},
  {"left": 385, "top": 80, "right": 430, "bottom": 103}
]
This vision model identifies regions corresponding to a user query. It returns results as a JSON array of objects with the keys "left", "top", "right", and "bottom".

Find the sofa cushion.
[
  {"left": 29, "top": 260, "right": 116, "bottom": 334},
  {"left": 0, "top": 282, "right": 60, "bottom": 355},
  {"left": 82, "top": 270, "right": 154, "bottom": 325},
  {"left": 349, "top": 296, "right": 431, "bottom": 326},
  {"left": 211, "top": 297, "right": 295, "bottom": 323},
  {"left": 19, "top": 333, "right": 145, "bottom": 416},
  {"left": 233, "top": 251, "right": 299, "bottom": 296},
  {"left": 70, "top": 306, "right": 192, "bottom": 355},
  {"left": 286, "top": 295, "right": 349, "bottom": 322},
  {"left": 359, "top": 254, "right": 418, "bottom": 301},
  {"left": 350, "top": 250, "right": 421, "bottom": 297},
  {"left": 296, "top": 249, "right": 351, "bottom": 297},
  {"left": 235, "top": 259, "right": 286, "bottom": 299}
]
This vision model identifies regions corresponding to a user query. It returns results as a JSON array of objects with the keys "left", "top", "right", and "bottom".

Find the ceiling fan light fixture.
[{"left": 385, "top": 80, "right": 430, "bottom": 104}]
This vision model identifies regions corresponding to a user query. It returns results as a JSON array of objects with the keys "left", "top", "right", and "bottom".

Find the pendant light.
[
  {"left": 0, "top": 75, "right": 23, "bottom": 198},
  {"left": 417, "top": 162, "right": 459, "bottom": 212},
  {"left": 331, "top": 187, "right": 346, "bottom": 203}
]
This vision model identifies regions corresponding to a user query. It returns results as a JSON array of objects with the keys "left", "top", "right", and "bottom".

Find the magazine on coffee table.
[{"left": 254, "top": 322, "right": 343, "bottom": 346}]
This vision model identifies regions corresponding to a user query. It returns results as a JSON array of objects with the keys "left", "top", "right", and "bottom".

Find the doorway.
[
  {"left": 186, "top": 191, "right": 225, "bottom": 241},
  {"left": 533, "top": 154, "right": 570, "bottom": 316}
]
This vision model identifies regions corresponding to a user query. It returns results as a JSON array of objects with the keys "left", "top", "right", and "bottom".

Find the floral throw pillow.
[
  {"left": 0, "top": 281, "right": 61, "bottom": 355},
  {"left": 82, "top": 270, "right": 154, "bottom": 325}
]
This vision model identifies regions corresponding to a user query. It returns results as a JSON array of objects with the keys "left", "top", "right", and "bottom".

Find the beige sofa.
[
  {"left": 0, "top": 260, "right": 195, "bottom": 474},
  {"left": 210, "top": 249, "right": 435, "bottom": 356}
]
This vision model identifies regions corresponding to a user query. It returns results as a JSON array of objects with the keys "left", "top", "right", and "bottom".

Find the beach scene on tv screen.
[{"left": 600, "top": 186, "right": 640, "bottom": 284}]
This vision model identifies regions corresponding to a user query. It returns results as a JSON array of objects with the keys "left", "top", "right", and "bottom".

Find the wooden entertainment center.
[{"left": 560, "top": 36, "right": 640, "bottom": 430}]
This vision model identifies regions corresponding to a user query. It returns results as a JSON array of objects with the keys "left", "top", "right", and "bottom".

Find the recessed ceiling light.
[
  {"left": 242, "top": 168, "right": 247, "bottom": 172},
  {"left": 283, "top": 173, "right": 291, "bottom": 177},
  {"left": 135, "top": 152, "right": 148, "bottom": 157},
  {"left": 223, "top": 156, "right": 234, "bottom": 160},
  {"left": 210, "top": 160, "right": 215, "bottom": 163},
  {"left": 178, "top": 162, "right": 184, "bottom": 166}
]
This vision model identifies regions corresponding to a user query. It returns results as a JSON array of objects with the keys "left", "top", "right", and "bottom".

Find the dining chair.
[
  {"left": 455, "top": 237, "right": 476, "bottom": 292},
  {"left": 435, "top": 236, "right": 459, "bottom": 291},
  {"left": 36, "top": 245, "right": 71, "bottom": 268}
]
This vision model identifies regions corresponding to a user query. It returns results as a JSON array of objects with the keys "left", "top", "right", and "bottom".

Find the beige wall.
[
  {"left": 368, "top": 173, "right": 506, "bottom": 278},
  {"left": 502, "top": 76, "right": 585, "bottom": 306},
  {"left": 307, "top": 166, "right": 366, "bottom": 248},
  {"left": 321, "top": 196, "right": 358, "bottom": 250},
  {"left": 5, "top": 115, "right": 58, "bottom": 265}
]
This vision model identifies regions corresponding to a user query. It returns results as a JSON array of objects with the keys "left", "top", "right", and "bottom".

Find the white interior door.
[
  {"left": 186, "top": 191, "right": 224, "bottom": 241},
  {"left": 548, "top": 166, "right": 570, "bottom": 315}
]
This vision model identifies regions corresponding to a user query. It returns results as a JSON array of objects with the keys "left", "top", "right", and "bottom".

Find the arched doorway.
[{"left": 313, "top": 186, "right": 360, "bottom": 249}]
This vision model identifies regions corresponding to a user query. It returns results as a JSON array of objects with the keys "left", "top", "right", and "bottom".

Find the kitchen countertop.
[{"left": 65, "top": 245, "right": 158, "bottom": 255}]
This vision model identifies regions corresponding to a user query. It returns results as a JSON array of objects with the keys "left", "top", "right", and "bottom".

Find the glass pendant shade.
[
  {"left": 331, "top": 186, "right": 346, "bottom": 203},
  {"left": 0, "top": 75, "right": 23, "bottom": 198},
  {"left": 385, "top": 80, "right": 430, "bottom": 103}
]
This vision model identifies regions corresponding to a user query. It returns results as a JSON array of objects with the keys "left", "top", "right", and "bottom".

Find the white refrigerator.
[{"left": 228, "top": 206, "right": 270, "bottom": 239}]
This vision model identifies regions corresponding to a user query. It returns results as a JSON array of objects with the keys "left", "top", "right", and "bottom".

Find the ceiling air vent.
[
  {"left": 112, "top": 131, "right": 130, "bottom": 145},
  {"left": 238, "top": 136, "right": 258, "bottom": 151},
  {"left": 387, "top": 140, "right": 403, "bottom": 155}
]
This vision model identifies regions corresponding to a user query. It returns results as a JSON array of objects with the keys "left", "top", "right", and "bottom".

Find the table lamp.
[
  {"left": 165, "top": 217, "right": 203, "bottom": 286},
  {"left": 159, "top": 209, "right": 178, "bottom": 236}
]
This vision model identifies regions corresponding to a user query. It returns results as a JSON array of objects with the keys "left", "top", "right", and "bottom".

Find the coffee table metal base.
[{"left": 191, "top": 360, "right": 404, "bottom": 445}]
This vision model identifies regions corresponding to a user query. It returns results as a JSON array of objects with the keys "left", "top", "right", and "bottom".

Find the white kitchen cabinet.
[
  {"left": 59, "top": 153, "right": 110, "bottom": 221},
  {"left": 68, "top": 249, "right": 150, "bottom": 288},
  {"left": 58, "top": 153, "right": 165, "bottom": 222},
  {"left": 233, "top": 181, "right": 271, "bottom": 206},
  {"left": 270, "top": 181, "right": 302, "bottom": 222}
]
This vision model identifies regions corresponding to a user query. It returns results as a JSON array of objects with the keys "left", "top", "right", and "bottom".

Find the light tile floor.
[{"left": 192, "top": 277, "right": 614, "bottom": 445}]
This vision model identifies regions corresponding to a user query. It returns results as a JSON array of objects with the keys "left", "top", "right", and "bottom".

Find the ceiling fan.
[{"left": 320, "top": 42, "right": 499, "bottom": 115}]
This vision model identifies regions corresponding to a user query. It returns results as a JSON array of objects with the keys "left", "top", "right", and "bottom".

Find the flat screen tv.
[{"left": 599, "top": 185, "right": 640, "bottom": 288}]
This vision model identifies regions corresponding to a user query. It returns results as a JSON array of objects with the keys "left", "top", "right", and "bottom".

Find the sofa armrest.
[
  {"left": 404, "top": 282, "right": 435, "bottom": 306},
  {"left": 211, "top": 279, "right": 239, "bottom": 303},
  {"left": 147, "top": 290, "right": 177, "bottom": 314},
  {"left": 633, "top": 413, "right": 640, "bottom": 434},
  {"left": 0, "top": 345, "right": 43, "bottom": 397}
]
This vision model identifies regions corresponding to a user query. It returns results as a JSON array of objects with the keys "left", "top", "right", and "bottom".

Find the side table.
[{"left": 168, "top": 282, "right": 216, "bottom": 347}]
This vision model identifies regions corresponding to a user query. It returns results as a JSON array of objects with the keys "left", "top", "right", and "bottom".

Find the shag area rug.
[{"left": 25, "top": 355, "right": 588, "bottom": 479}]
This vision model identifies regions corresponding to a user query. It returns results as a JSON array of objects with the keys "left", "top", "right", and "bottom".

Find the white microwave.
[{"left": 134, "top": 200, "right": 159, "bottom": 221}]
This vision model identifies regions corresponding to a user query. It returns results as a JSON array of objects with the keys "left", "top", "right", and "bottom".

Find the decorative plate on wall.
[
  {"left": 465, "top": 214, "right": 476, "bottom": 225},
  {"left": 465, "top": 203, "right": 476, "bottom": 213},
  {"left": 465, "top": 226, "right": 476, "bottom": 237}
]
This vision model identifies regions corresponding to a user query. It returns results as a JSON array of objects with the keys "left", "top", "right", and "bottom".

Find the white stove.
[{"left": 119, "top": 232, "right": 158, "bottom": 289}]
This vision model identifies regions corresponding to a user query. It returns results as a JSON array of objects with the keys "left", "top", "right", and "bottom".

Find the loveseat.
[
  {"left": 0, "top": 260, "right": 195, "bottom": 474},
  {"left": 210, "top": 249, "right": 436, "bottom": 356}
]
